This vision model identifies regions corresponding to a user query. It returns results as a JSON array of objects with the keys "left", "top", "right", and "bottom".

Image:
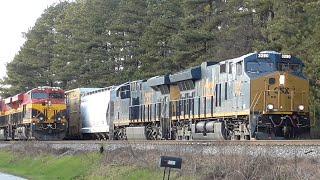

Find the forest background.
[{"left": 0, "top": 0, "right": 319, "bottom": 116}]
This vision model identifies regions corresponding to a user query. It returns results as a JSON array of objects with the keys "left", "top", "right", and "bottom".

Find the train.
[
  {"left": 0, "top": 51, "right": 310, "bottom": 140},
  {"left": 65, "top": 51, "right": 310, "bottom": 140},
  {"left": 0, "top": 86, "right": 68, "bottom": 140}
]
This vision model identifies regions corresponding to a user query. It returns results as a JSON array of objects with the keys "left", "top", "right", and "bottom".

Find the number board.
[
  {"left": 258, "top": 53, "right": 269, "bottom": 58},
  {"left": 159, "top": 156, "right": 182, "bottom": 169}
]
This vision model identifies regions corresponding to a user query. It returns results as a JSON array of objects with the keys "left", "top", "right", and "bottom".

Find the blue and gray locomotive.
[{"left": 67, "top": 51, "right": 310, "bottom": 140}]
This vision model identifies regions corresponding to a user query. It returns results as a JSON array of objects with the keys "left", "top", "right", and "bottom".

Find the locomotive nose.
[{"left": 263, "top": 72, "right": 308, "bottom": 113}]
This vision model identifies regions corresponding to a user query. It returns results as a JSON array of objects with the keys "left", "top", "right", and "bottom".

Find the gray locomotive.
[{"left": 66, "top": 51, "right": 310, "bottom": 140}]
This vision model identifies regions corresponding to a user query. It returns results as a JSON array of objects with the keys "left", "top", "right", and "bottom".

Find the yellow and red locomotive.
[{"left": 0, "top": 86, "right": 67, "bottom": 140}]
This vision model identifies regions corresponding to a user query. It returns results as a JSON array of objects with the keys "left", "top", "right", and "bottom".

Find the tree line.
[{"left": 0, "top": 0, "right": 319, "bottom": 114}]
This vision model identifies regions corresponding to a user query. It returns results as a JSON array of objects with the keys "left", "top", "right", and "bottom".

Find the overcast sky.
[{"left": 0, "top": 0, "right": 63, "bottom": 78}]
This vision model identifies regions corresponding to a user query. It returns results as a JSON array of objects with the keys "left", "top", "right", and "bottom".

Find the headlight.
[
  {"left": 55, "top": 116, "right": 62, "bottom": 122},
  {"left": 298, "top": 105, "right": 304, "bottom": 111},
  {"left": 39, "top": 117, "right": 44, "bottom": 121},
  {"left": 279, "top": 75, "right": 285, "bottom": 85},
  {"left": 267, "top": 104, "right": 274, "bottom": 110}
]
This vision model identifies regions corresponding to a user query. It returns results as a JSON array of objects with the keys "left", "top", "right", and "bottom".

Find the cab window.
[
  {"left": 228, "top": 62, "right": 232, "bottom": 74},
  {"left": 117, "top": 85, "right": 131, "bottom": 99},
  {"left": 278, "top": 63, "right": 301, "bottom": 73},
  {"left": 49, "top": 93, "right": 64, "bottom": 99},
  {"left": 31, "top": 92, "right": 48, "bottom": 99},
  {"left": 246, "top": 61, "right": 274, "bottom": 73},
  {"left": 220, "top": 64, "right": 226, "bottom": 73}
]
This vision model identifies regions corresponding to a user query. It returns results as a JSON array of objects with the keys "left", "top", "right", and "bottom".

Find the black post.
[
  {"left": 160, "top": 156, "right": 182, "bottom": 180},
  {"left": 163, "top": 167, "right": 166, "bottom": 180}
]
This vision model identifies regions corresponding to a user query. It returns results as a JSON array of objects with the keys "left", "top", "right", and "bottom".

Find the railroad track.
[
  {"left": 2, "top": 139, "right": 320, "bottom": 146},
  {"left": 1, "top": 140, "right": 320, "bottom": 159}
]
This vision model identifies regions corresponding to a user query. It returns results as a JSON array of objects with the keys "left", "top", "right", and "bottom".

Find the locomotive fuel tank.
[
  {"left": 192, "top": 121, "right": 226, "bottom": 140},
  {"left": 195, "top": 121, "right": 206, "bottom": 133},
  {"left": 195, "top": 121, "right": 216, "bottom": 133},
  {"left": 205, "top": 121, "right": 215, "bottom": 133}
]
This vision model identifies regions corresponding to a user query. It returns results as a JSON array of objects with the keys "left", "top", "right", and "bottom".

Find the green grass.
[
  {"left": 87, "top": 165, "right": 160, "bottom": 180},
  {"left": 0, "top": 151, "right": 193, "bottom": 180},
  {"left": 0, "top": 151, "right": 101, "bottom": 179},
  {"left": 87, "top": 165, "right": 192, "bottom": 180}
]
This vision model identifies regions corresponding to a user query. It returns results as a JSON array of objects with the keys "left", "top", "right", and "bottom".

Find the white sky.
[{"left": 0, "top": 0, "right": 63, "bottom": 79}]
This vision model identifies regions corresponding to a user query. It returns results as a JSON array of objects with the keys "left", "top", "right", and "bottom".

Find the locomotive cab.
[
  {"left": 29, "top": 88, "right": 66, "bottom": 122},
  {"left": 26, "top": 87, "right": 68, "bottom": 140},
  {"left": 0, "top": 86, "right": 68, "bottom": 140},
  {"left": 248, "top": 51, "right": 310, "bottom": 139}
]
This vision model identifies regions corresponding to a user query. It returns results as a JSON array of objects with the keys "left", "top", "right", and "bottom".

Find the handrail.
[
  {"left": 249, "top": 91, "right": 261, "bottom": 110},
  {"left": 250, "top": 91, "right": 264, "bottom": 113},
  {"left": 249, "top": 90, "right": 263, "bottom": 138}
]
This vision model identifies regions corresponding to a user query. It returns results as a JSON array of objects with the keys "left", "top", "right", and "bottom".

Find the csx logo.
[{"left": 274, "top": 87, "right": 290, "bottom": 94}]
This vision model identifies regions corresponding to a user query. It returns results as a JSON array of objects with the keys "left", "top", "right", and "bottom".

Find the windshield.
[
  {"left": 278, "top": 63, "right": 301, "bottom": 73},
  {"left": 31, "top": 92, "right": 48, "bottom": 99},
  {"left": 246, "top": 61, "right": 274, "bottom": 73},
  {"left": 49, "top": 93, "right": 64, "bottom": 99}
]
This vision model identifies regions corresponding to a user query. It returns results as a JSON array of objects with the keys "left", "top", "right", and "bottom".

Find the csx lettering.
[{"left": 274, "top": 87, "right": 290, "bottom": 94}]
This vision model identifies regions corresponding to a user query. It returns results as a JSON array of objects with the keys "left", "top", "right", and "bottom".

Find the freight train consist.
[
  {"left": 0, "top": 51, "right": 310, "bottom": 140},
  {"left": 0, "top": 87, "right": 67, "bottom": 140},
  {"left": 65, "top": 51, "right": 310, "bottom": 140}
]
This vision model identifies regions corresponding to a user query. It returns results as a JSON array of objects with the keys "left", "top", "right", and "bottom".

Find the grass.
[
  {"left": 1, "top": 143, "right": 319, "bottom": 180},
  {"left": 86, "top": 164, "right": 191, "bottom": 180},
  {"left": 0, "top": 150, "right": 190, "bottom": 180},
  {"left": 87, "top": 165, "right": 161, "bottom": 180},
  {"left": 0, "top": 151, "right": 101, "bottom": 179}
]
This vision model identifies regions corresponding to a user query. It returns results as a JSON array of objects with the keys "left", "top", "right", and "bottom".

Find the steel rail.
[{"left": 2, "top": 140, "right": 320, "bottom": 146}]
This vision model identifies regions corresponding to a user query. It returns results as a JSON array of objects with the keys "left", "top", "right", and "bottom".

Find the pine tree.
[
  {"left": 108, "top": 0, "right": 150, "bottom": 82},
  {"left": 1, "top": 2, "right": 70, "bottom": 96},
  {"left": 52, "top": 0, "right": 120, "bottom": 89},
  {"left": 140, "top": 0, "right": 184, "bottom": 76}
]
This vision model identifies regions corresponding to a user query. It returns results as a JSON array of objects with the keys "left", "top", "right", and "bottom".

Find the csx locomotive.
[
  {"left": 0, "top": 86, "right": 67, "bottom": 140},
  {"left": 67, "top": 51, "right": 310, "bottom": 140}
]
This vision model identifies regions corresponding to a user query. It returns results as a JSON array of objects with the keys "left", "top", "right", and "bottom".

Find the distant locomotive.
[
  {"left": 66, "top": 51, "right": 310, "bottom": 140},
  {"left": 0, "top": 86, "right": 67, "bottom": 140}
]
